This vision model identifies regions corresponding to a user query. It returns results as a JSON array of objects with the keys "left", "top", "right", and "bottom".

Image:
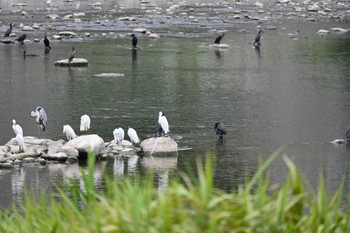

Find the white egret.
[
  {"left": 11, "top": 134, "right": 26, "bottom": 152},
  {"left": 80, "top": 114, "right": 91, "bottom": 131},
  {"left": 63, "top": 125, "right": 77, "bottom": 141},
  {"left": 113, "top": 127, "right": 125, "bottom": 144},
  {"left": 30, "top": 106, "right": 48, "bottom": 131},
  {"left": 158, "top": 111, "right": 169, "bottom": 135},
  {"left": 127, "top": 127, "right": 140, "bottom": 144},
  {"left": 214, "top": 122, "right": 228, "bottom": 139},
  {"left": 12, "top": 119, "right": 23, "bottom": 136}
]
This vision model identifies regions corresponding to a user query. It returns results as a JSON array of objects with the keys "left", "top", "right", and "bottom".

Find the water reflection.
[
  {"left": 132, "top": 49, "right": 138, "bottom": 64},
  {"left": 141, "top": 155, "right": 178, "bottom": 191},
  {"left": 254, "top": 45, "right": 262, "bottom": 59}
]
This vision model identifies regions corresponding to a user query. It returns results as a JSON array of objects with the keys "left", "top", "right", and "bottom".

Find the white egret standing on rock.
[
  {"left": 30, "top": 106, "right": 47, "bottom": 131},
  {"left": 80, "top": 114, "right": 91, "bottom": 131},
  {"left": 214, "top": 122, "right": 228, "bottom": 139},
  {"left": 63, "top": 125, "right": 77, "bottom": 141},
  {"left": 127, "top": 127, "right": 140, "bottom": 144},
  {"left": 12, "top": 119, "right": 23, "bottom": 136},
  {"left": 158, "top": 111, "right": 169, "bottom": 136},
  {"left": 113, "top": 127, "right": 125, "bottom": 144},
  {"left": 11, "top": 134, "right": 26, "bottom": 152}
]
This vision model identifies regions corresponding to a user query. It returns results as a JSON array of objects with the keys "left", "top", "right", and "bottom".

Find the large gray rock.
[
  {"left": 54, "top": 58, "right": 88, "bottom": 67},
  {"left": 60, "top": 144, "right": 79, "bottom": 157},
  {"left": 48, "top": 141, "right": 65, "bottom": 155},
  {"left": 42, "top": 152, "right": 68, "bottom": 162},
  {"left": 140, "top": 137, "right": 178, "bottom": 155},
  {"left": 65, "top": 134, "right": 105, "bottom": 157}
]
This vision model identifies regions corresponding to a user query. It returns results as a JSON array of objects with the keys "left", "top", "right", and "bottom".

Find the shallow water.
[{"left": 0, "top": 18, "right": 350, "bottom": 209}]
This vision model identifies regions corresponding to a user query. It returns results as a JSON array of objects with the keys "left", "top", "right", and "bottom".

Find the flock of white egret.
[{"left": 10, "top": 107, "right": 172, "bottom": 153}]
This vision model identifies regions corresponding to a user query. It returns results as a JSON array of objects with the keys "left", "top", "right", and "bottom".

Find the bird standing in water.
[
  {"left": 131, "top": 34, "right": 138, "bottom": 49},
  {"left": 44, "top": 35, "right": 51, "bottom": 49},
  {"left": 253, "top": 29, "right": 263, "bottom": 47},
  {"left": 214, "top": 122, "right": 228, "bottom": 139},
  {"left": 68, "top": 47, "right": 75, "bottom": 63}
]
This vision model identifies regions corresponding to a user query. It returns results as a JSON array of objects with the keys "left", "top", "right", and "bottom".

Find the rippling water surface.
[{"left": 0, "top": 19, "right": 350, "bottom": 209}]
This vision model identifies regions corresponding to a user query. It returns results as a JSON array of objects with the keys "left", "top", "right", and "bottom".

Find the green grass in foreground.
[{"left": 1, "top": 149, "right": 350, "bottom": 233}]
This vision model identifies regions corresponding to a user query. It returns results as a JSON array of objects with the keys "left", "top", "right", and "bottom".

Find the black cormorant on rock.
[
  {"left": 4, "top": 23, "right": 13, "bottom": 38},
  {"left": 213, "top": 33, "right": 225, "bottom": 44}
]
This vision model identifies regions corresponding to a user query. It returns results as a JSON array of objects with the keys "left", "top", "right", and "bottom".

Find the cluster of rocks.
[
  {"left": 0, "top": 134, "right": 179, "bottom": 169},
  {"left": 1, "top": 0, "right": 349, "bottom": 45},
  {"left": 0, "top": 134, "right": 138, "bottom": 169}
]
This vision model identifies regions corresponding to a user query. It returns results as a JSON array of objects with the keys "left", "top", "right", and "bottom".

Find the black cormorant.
[
  {"left": 4, "top": 23, "right": 12, "bottom": 38},
  {"left": 214, "top": 122, "right": 228, "bottom": 139},
  {"left": 131, "top": 34, "right": 138, "bottom": 49},
  {"left": 213, "top": 33, "right": 225, "bottom": 44},
  {"left": 253, "top": 29, "right": 263, "bottom": 47},
  {"left": 16, "top": 34, "right": 26, "bottom": 44},
  {"left": 44, "top": 35, "right": 51, "bottom": 49}
]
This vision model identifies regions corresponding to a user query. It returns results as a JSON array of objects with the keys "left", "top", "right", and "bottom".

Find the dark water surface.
[{"left": 0, "top": 20, "right": 350, "bottom": 209}]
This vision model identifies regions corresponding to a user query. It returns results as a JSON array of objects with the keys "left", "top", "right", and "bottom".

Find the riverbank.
[{"left": 1, "top": 0, "right": 349, "bottom": 43}]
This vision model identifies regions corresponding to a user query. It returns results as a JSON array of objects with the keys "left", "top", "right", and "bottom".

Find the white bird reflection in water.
[
  {"left": 112, "top": 155, "right": 139, "bottom": 178},
  {"left": 141, "top": 155, "right": 178, "bottom": 192}
]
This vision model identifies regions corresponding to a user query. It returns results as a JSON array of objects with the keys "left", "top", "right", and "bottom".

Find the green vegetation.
[{"left": 0, "top": 149, "right": 349, "bottom": 233}]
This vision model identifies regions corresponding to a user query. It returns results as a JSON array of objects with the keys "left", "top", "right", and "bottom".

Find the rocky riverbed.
[
  {"left": 0, "top": 134, "right": 142, "bottom": 169},
  {"left": 1, "top": 0, "right": 349, "bottom": 45}
]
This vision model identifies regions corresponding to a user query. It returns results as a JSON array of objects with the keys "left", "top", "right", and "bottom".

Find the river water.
[{"left": 0, "top": 3, "right": 350, "bottom": 209}]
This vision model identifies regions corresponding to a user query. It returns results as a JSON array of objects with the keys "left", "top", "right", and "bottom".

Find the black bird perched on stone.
[
  {"left": 68, "top": 47, "right": 75, "bottom": 63},
  {"left": 213, "top": 33, "right": 225, "bottom": 44},
  {"left": 154, "top": 122, "right": 163, "bottom": 137},
  {"left": 253, "top": 29, "right": 263, "bottom": 47},
  {"left": 131, "top": 33, "right": 138, "bottom": 49},
  {"left": 4, "top": 23, "right": 13, "bottom": 38},
  {"left": 44, "top": 35, "right": 51, "bottom": 49},
  {"left": 214, "top": 122, "right": 228, "bottom": 139},
  {"left": 16, "top": 34, "right": 26, "bottom": 44}
]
